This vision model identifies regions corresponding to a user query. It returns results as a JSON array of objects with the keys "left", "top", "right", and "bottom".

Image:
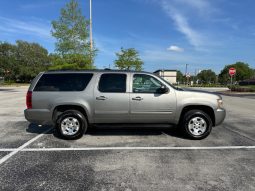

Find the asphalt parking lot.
[{"left": 0, "top": 87, "right": 254, "bottom": 191}]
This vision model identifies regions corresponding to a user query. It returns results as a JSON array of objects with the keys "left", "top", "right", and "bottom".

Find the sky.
[{"left": 0, "top": 0, "right": 255, "bottom": 74}]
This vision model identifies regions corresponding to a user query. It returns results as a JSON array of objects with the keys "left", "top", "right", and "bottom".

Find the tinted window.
[
  {"left": 34, "top": 73, "right": 93, "bottom": 91},
  {"left": 133, "top": 74, "right": 163, "bottom": 93},
  {"left": 98, "top": 74, "right": 126, "bottom": 93}
]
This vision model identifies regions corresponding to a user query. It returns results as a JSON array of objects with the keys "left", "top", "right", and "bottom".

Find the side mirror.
[{"left": 156, "top": 86, "right": 169, "bottom": 94}]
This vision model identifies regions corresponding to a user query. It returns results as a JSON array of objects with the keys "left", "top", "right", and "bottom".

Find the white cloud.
[
  {"left": 0, "top": 16, "right": 52, "bottom": 40},
  {"left": 167, "top": 45, "right": 184, "bottom": 52},
  {"left": 142, "top": 49, "right": 198, "bottom": 63},
  {"left": 173, "top": 0, "right": 211, "bottom": 13},
  {"left": 160, "top": 1, "right": 205, "bottom": 48}
]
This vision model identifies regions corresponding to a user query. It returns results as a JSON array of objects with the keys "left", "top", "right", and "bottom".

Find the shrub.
[{"left": 228, "top": 85, "right": 255, "bottom": 92}]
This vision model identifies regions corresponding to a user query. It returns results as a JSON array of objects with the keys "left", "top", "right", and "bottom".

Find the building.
[{"left": 154, "top": 70, "right": 177, "bottom": 84}]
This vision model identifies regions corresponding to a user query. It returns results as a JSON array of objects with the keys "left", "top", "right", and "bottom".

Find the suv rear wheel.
[
  {"left": 181, "top": 110, "right": 212, "bottom": 140},
  {"left": 56, "top": 110, "right": 87, "bottom": 140}
]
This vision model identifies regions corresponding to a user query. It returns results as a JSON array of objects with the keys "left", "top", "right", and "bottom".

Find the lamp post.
[
  {"left": 89, "top": 0, "right": 93, "bottom": 51},
  {"left": 185, "top": 64, "right": 188, "bottom": 76},
  {"left": 185, "top": 64, "right": 189, "bottom": 85}
]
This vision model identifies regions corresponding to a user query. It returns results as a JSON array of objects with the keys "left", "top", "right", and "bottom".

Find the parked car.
[{"left": 24, "top": 70, "right": 226, "bottom": 140}]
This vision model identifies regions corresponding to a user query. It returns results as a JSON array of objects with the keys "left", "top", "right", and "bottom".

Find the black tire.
[
  {"left": 56, "top": 110, "right": 87, "bottom": 140},
  {"left": 180, "top": 110, "right": 212, "bottom": 140}
]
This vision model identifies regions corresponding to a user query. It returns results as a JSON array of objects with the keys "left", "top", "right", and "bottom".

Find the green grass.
[{"left": 0, "top": 82, "right": 29, "bottom": 87}]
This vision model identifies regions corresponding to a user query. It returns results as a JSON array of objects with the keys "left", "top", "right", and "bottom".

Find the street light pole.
[
  {"left": 89, "top": 0, "right": 93, "bottom": 51},
  {"left": 185, "top": 64, "right": 188, "bottom": 76},
  {"left": 185, "top": 64, "right": 189, "bottom": 85}
]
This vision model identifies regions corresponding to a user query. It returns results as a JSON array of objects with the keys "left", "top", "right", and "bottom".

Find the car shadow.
[
  {"left": 26, "top": 123, "right": 53, "bottom": 134},
  {"left": 26, "top": 123, "right": 188, "bottom": 140},
  {"left": 87, "top": 125, "right": 187, "bottom": 139},
  {"left": 0, "top": 88, "right": 19, "bottom": 92}
]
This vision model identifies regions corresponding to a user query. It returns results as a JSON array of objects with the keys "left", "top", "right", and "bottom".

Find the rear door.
[
  {"left": 130, "top": 73, "right": 176, "bottom": 123},
  {"left": 94, "top": 73, "right": 130, "bottom": 123}
]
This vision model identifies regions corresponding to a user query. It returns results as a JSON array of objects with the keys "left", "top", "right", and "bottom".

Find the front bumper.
[{"left": 214, "top": 108, "right": 226, "bottom": 126}]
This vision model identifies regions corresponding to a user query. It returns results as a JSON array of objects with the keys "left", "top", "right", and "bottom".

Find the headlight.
[{"left": 217, "top": 99, "right": 223, "bottom": 109}]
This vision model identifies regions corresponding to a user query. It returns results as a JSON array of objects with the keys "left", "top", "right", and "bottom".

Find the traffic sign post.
[{"left": 229, "top": 67, "right": 236, "bottom": 85}]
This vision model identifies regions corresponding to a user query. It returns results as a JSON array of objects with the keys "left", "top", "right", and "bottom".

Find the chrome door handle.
[
  {"left": 96, "top": 96, "right": 107, "bottom": 100},
  {"left": 132, "top": 96, "right": 143, "bottom": 101}
]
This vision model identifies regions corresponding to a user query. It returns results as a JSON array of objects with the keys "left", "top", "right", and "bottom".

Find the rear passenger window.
[
  {"left": 34, "top": 73, "right": 93, "bottom": 91},
  {"left": 98, "top": 74, "right": 126, "bottom": 93}
]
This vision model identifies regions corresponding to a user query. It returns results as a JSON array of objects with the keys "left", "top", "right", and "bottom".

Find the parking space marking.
[
  {"left": 161, "top": 131, "right": 169, "bottom": 136},
  {"left": 0, "top": 146, "right": 255, "bottom": 152},
  {"left": 0, "top": 149, "right": 16, "bottom": 152},
  {"left": 23, "top": 146, "right": 255, "bottom": 151},
  {"left": 0, "top": 128, "right": 52, "bottom": 165}
]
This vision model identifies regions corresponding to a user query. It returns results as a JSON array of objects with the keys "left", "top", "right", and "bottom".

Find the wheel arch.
[
  {"left": 52, "top": 104, "right": 90, "bottom": 124},
  {"left": 179, "top": 105, "right": 215, "bottom": 126}
]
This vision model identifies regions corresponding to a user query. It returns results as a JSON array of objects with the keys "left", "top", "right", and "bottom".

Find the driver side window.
[{"left": 133, "top": 74, "right": 163, "bottom": 93}]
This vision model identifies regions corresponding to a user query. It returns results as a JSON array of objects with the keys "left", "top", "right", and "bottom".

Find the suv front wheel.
[
  {"left": 181, "top": 110, "right": 212, "bottom": 140},
  {"left": 56, "top": 110, "right": 87, "bottom": 140}
]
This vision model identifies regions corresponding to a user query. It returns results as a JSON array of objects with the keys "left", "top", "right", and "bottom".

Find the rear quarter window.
[{"left": 34, "top": 73, "right": 93, "bottom": 91}]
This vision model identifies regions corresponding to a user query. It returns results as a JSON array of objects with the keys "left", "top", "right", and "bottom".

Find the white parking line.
[
  {"left": 0, "top": 149, "right": 16, "bottom": 152},
  {"left": 161, "top": 131, "right": 168, "bottom": 136},
  {"left": 0, "top": 128, "right": 52, "bottom": 165},
  {"left": 0, "top": 146, "right": 255, "bottom": 152}
]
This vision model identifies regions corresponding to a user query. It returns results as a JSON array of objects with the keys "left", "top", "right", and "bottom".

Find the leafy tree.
[
  {"left": 218, "top": 62, "right": 254, "bottom": 84},
  {"left": 51, "top": 0, "right": 96, "bottom": 69},
  {"left": 197, "top": 69, "right": 216, "bottom": 84},
  {"left": 176, "top": 70, "right": 185, "bottom": 83},
  {"left": 15, "top": 41, "right": 50, "bottom": 82},
  {"left": 0, "top": 41, "right": 49, "bottom": 82},
  {"left": 114, "top": 48, "right": 143, "bottom": 71},
  {"left": 0, "top": 42, "right": 17, "bottom": 81},
  {"left": 49, "top": 53, "right": 95, "bottom": 70}
]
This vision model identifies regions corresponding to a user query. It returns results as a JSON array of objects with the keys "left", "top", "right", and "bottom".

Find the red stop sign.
[{"left": 229, "top": 67, "right": 236, "bottom": 76}]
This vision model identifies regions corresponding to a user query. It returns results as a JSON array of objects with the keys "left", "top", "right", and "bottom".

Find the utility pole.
[
  {"left": 185, "top": 64, "right": 189, "bottom": 85},
  {"left": 185, "top": 64, "right": 188, "bottom": 76},
  {"left": 89, "top": 0, "right": 93, "bottom": 51}
]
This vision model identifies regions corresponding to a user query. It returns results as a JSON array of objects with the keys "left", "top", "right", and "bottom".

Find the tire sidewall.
[
  {"left": 56, "top": 110, "right": 87, "bottom": 140},
  {"left": 183, "top": 110, "right": 212, "bottom": 139}
]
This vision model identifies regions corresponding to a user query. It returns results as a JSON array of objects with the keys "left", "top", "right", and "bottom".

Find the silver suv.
[{"left": 24, "top": 70, "right": 226, "bottom": 140}]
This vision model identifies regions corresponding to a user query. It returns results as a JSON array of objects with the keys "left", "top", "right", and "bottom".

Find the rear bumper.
[
  {"left": 24, "top": 109, "right": 53, "bottom": 125},
  {"left": 214, "top": 108, "right": 226, "bottom": 126}
]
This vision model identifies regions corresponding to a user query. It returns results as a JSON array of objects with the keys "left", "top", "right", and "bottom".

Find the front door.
[
  {"left": 94, "top": 73, "right": 130, "bottom": 123},
  {"left": 130, "top": 74, "right": 176, "bottom": 123}
]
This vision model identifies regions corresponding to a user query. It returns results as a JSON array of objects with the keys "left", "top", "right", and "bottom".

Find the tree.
[
  {"left": 176, "top": 70, "right": 185, "bottom": 83},
  {"left": 15, "top": 41, "right": 50, "bottom": 82},
  {"left": 49, "top": 53, "right": 96, "bottom": 70},
  {"left": 114, "top": 48, "right": 143, "bottom": 71},
  {"left": 0, "top": 42, "right": 17, "bottom": 81},
  {"left": 51, "top": 0, "right": 96, "bottom": 69},
  {"left": 197, "top": 69, "right": 216, "bottom": 84},
  {"left": 218, "top": 62, "right": 254, "bottom": 84},
  {"left": 0, "top": 41, "right": 49, "bottom": 82}
]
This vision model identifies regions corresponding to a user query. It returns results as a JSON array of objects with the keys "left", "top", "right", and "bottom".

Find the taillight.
[{"left": 26, "top": 91, "right": 32, "bottom": 109}]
